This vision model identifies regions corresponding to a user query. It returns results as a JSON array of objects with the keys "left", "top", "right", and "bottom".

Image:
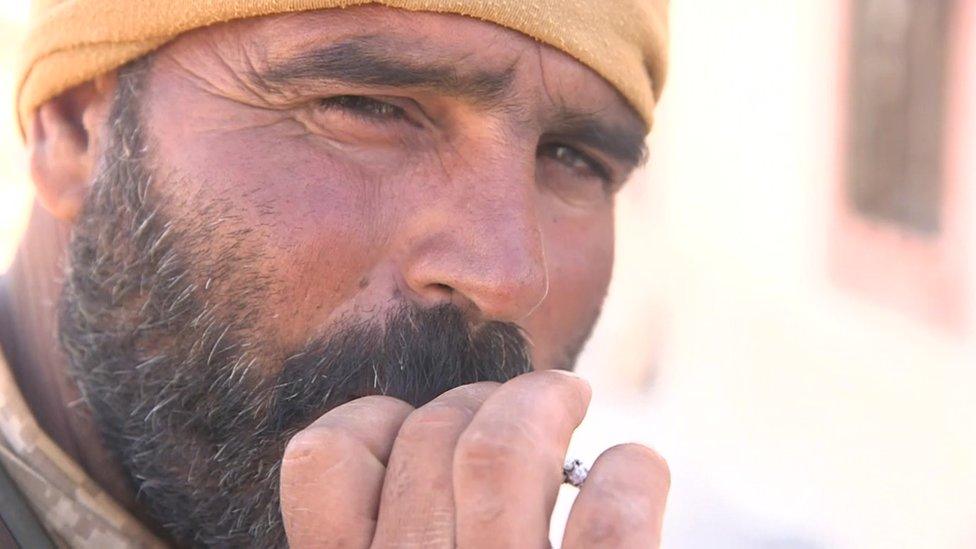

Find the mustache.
[{"left": 268, "top": 304, "right": 533, "bottom": 434}]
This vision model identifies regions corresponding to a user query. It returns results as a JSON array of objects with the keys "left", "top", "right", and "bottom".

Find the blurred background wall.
[
  {"left": 0, "top": 4, "right": 31, "bottom": 270},
  {"left": 570, "top": 1, "right": 976, "bottom": 548},
  {"left": 1, "top": 2, "right": 974, "bottom": 548}
]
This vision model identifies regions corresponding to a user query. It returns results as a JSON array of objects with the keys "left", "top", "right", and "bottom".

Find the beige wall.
[
  {"left": 0, "top": 7, "right": 31, "bottom": 272},
  {"left": 576, "top": 1, "right": 976, "bottom": 547}
]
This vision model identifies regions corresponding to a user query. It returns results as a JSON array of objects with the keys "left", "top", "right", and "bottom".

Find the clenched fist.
[{"left": 280, "top": 370, "right": 670, "bottom": 548}]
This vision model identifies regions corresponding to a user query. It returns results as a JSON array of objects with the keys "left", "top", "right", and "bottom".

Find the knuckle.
[
  {"left": 344, "top": 394, "right": 416, "bottom": 421},
  {"left": 282, "top": 425, "right": 359, "bottom": 471},
  {"left": 281, "top": 428, "right": 321, "bottom": 463},
  {"left": 454, "top": 422, "right": 534, "bottom": 475},
  {"left": 354, "top": 394, "right": 415, "bottom": 411},
  {"left": 534, "top": 370, "right": 592, "bottom": 419},
  {"left": 439, "top": 381, "right": 501, "bottom": 403},
  {"left": 398, "top": 402, "right": 474, "bottom": 441},
  {"left": 536, "top": 368, "right": 589, "bottom": 393}
]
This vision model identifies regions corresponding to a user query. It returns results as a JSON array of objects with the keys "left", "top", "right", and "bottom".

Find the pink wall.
[{"left": 829, "top": 0, "right": 974, "bottom": 334}]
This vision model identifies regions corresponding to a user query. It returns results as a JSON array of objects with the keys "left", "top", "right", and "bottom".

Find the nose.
[{"left": 398, "top": 156, "right": 549, "bottom": 323}]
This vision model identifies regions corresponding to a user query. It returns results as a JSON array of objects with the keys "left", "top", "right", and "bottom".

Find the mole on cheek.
[{"left": 358, "top": 276, "right": 370, "bottom": 289}]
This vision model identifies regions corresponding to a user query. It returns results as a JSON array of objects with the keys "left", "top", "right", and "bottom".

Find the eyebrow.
[
  {"left": 251, "top": 35, "right": 516, "bottom": 107},
  {"left": 252, "top": 36, "right": 648, "bottom": 167}
]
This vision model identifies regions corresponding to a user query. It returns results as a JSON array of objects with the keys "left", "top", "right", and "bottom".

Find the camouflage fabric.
[{"left": 0, "top": 347, "right": 166, "bottom": 548}]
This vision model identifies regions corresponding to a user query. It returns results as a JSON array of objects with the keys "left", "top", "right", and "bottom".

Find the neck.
[{"left": 0, "top": 200, "right": 140, "bottom": 514}]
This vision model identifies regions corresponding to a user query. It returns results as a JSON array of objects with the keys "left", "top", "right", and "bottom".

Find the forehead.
[{"left": 158, "top": 5, "right": 645, "bottom": 132}]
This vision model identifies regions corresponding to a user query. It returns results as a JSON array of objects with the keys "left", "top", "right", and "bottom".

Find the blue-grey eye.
[{"left": 540, "top": 143, "right": 611, "bottom": 183}]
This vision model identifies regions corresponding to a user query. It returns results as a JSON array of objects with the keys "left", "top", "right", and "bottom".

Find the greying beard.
[{"left": 57, "top": 58, "right": 532, "bottom": 547}]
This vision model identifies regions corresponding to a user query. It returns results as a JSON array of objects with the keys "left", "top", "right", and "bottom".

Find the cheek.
[
  {"left": 525, "top": 207, "right": 615, "bottom": 368},
  {"left": 151, "top": 112, "right": 397, "bottom": 352}
]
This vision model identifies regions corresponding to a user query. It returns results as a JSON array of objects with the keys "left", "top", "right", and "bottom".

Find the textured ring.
[{"left": 562, "top": 458, "right": 589, "bottom": 487}]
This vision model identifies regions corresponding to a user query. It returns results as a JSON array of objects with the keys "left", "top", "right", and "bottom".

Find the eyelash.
[
  {"left": 318, "top": 95, "right": 408, "bottom": 121},
  {"left": 538, "top": 143, "right": 612, "bottom": 185},
  {"left": 317, "top": 95, "right": 613, "bottom": 186}
]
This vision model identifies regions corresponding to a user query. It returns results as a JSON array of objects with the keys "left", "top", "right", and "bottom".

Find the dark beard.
[{"left": 57, "top": 59, "right": 532, "bottom": 547}]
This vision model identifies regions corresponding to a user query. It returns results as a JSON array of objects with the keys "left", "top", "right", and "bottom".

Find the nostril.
[
  {"left": 425, "top": 282, "right": 455, "bottom": 302},
  {"left": 407, "top": 281, "right": 456, "bottom": 309}
]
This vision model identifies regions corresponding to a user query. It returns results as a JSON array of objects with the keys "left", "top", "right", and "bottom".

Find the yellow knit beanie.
[{"left": 18, "top": 0, "right": 668, "bottom": 135}]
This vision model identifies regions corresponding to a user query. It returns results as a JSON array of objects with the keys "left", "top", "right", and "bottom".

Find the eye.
[
  {"left": 538, "top": 143, "right": 612, "bottom": 185},
  {"left": 317, "top": 95, "right": 407, "bottom": 122}
]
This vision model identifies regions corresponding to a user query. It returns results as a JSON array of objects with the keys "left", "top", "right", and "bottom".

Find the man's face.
[
  {"left": 143, "top": 7, "right": 645, "bottom": 371},
  {"left": 58, "top": 6, "right": 646, "bottom": 545}
]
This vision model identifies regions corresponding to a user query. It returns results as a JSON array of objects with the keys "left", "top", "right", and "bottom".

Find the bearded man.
[{"left": 0, "top": 1, "right": 670, "bottom": 547}]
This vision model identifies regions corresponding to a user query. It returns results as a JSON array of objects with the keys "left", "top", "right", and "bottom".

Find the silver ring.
[{"left": 562, "top": 458, "right": 589, "bottom": 487}]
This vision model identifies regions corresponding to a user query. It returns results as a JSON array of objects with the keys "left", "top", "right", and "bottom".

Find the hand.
[{"left": 279, "top": 370, "right": 670, "bottom": 548}]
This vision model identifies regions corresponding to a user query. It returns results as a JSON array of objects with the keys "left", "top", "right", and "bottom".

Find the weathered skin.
[{"left": 11, "top": 6, "right": 669, "bottom": 547}]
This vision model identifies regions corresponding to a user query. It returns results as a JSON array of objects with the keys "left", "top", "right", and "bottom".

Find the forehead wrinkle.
[{"left": 250, "top": 34, "right": 517, "bottom": 108}]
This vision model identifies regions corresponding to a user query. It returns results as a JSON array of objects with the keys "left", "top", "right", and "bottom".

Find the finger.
[
  {"left": 280, "top": 396, "right": 414, "bottom": 549},
  {"left": 453, "top": 370, "right": 592, "bottom": 548},
  {"left": 562, "top": 443, "right": 670, "bottom": 549},
  {"left": 371, "top": 382, "right": 500, "bottom": 547}
]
